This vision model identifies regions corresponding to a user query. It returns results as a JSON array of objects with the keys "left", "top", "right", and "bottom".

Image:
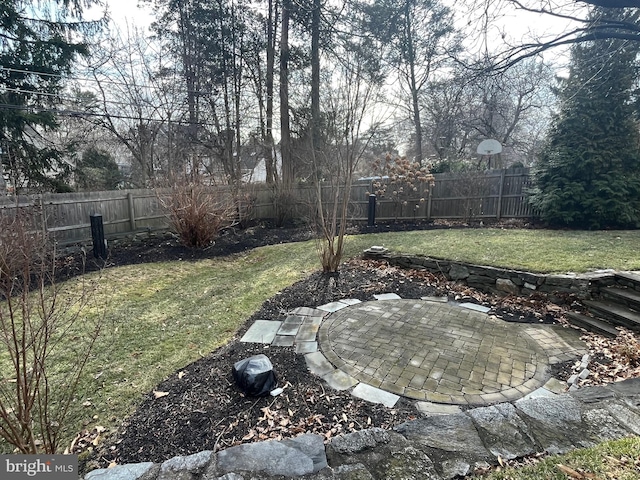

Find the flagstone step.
[
  {"left": 602, "top": 287, "right": 640, "bottom": 311},
  {"left": 615, "top": 271, "right": 640, "bottom": 290},
  {"left": 565, "top": 311, "right": 618, "bottom": 338},
  {"left": 583, "top": 300, "right": 640, "bottom": 331}
]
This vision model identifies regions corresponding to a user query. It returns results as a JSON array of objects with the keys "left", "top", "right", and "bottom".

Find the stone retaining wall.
[
  {"left": 363, "top": 248, "right": 623, "bottom": 303},
  {"left": 81, "top": 378, "right": 640, "bottom": 480}
]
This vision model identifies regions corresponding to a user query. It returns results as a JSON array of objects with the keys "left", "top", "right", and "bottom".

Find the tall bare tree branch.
[{"left": 476, "top": 0, "right": 640, "bottom": 72}]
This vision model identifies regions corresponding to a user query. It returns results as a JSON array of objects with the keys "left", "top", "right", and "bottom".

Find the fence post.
[
  {"left": 495, "top": 169, "right": 506, "bottom": 220},
  {"left": 367, "top": 194, "right": 376, "bottom": 227},
  {"left": 426, "top": 187, "right": 433, "bottom": 221},
  {"left": 34, "top": 195, "right": 46, "bottom": 235},
  {"left": 90, "top": 214, "right": 108, "bottom": 260},
  {"left": 127, "top": 192, "right": 136, "bottom": 232},
  {"left": 0, "top": 161, "right": 6, "bottom": 196}
]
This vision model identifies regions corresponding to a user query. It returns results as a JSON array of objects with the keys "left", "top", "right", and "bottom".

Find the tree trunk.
[
  {"left": 311, "top": 0, "right": 321, "bottom": 153},
  {"left": 404, "top": 1, "right": 423, "bottom": 165},
  {"left": 178, "top": 2, "right": 199, "bottom": 176},
  {"left": 280, "top": 1, "right": 293, "bottom": 189},
  {"left": 265, "top": 0, "right": 278, "bottom": 184},
  {"left": 232, "top": 4, "right": 243, "bottom": 192}
]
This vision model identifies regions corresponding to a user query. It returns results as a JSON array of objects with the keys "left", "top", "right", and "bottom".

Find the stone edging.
[
  {"left": 363, "top": 248, "right": 625, "bottom": 302},
  {"left": 81, "top": 378, "right": 640, "bottom": 480}
]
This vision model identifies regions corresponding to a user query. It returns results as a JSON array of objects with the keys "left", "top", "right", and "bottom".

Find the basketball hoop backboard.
[{"left": 477, "top": 139, "right": 502, "bottom": 156}]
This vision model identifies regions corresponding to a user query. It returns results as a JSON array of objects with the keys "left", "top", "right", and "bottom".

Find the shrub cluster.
[
  {"left": 162, "top": 183, "right": 239, "bottom": 248},
  {"left": 369, "top": 155, "right": 435, "bottom": 219}
]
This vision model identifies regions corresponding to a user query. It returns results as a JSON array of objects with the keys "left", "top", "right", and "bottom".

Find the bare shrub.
[
  {"left": 371, "top": 155, "right": 435, "bottom": 221},
  {"left": 161, "top": 183, "right": 239, "bottom": 248},
  {"left": 310, "top": 43, "right": 385, "bottom": 273},
  {"left": 0, "top": 209, "right": 103, "bottom": 453},
  {"left": 272, "top": 189, "right": 298, "bottom": 228}
]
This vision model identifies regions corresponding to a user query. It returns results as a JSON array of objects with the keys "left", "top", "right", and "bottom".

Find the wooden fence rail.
[{"left": 0, "top": 168, "right": 537, "bottom": 246}]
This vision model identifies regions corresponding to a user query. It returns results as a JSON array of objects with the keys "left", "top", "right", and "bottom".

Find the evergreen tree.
[
  {"left": 530, "top": 7, "right": 640, "bottom": 229},
  {"left": 76, "top": 147, "right": 122, "bottom": 191},
  {"left": 0, "top": 0, "right": 102, "bottom": 192}
]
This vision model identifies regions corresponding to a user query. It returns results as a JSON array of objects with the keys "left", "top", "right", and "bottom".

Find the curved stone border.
[
  {"left": 81, "top": 378, "right": 640, "bottom": 480},
  {"left": 241, "top": 294, "right": 587, "bottom": 408}
]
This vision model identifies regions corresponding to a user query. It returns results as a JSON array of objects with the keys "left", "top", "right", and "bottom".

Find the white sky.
[
  {"left": 106, "top": 0, "right": 155, "bottom": 27},
  {"left": 457, "top": 0, "right": 585, "bottom": 69},
  {"left": 86, "top": 0, "right": 155, "bottom": 30}
]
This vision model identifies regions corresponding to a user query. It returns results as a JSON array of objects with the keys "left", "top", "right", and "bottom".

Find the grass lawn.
[
  {"left": 342, "top": 228, "right": 640, "bottom": 273},
  {"left": 51, "top": 242, "right": 321, "bottom": 449},
  {"left": 1, "top": 228, "right": 639, "bottom": 454},
  {"left": 479, "top": 436, "right": 640, "bottom": 479}
]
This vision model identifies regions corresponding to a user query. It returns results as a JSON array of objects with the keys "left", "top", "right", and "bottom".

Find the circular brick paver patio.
[{"left": 318, "top": 299, "right": 551, "bottom": 405}]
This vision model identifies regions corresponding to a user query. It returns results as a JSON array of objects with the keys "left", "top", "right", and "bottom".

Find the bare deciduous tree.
[
  {"left": 312, "top": 40, "right": 386, "bottom": 273},
  {"left": 0, "top": 209, "right": 104, "bottom": 453},
  {"left": 421, "top": 58, "right": 554, "bottom": 169},
  {"left": 362, "top": 0, "right": 461, "bottom": 165},
  {"left": 81, "top": 25, "right": 188, "bottom": 187},
  {"left": 463, "top": 0, "right": 640, "bottom": 71}
]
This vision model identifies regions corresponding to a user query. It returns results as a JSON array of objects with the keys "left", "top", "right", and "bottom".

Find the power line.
[
  {"left": 2, "top": 80, "right": 264, "bottom": 121},
  {"left": 1, "top": 65, "right": 182, "bottom": 91},
  {"left": 0, "top": 102, "right": 263, "bottom": 128},
  {"left": 1, "top": 85, "right": 163, "bottom": 109},
  {"left": 0, "top": 65, "right": 226, "bottom": 98},
  {"left": 0, "top": 65, "right": 286, "bottom": 130},
  {"left": 0, "top": 102, "right": 204, "bottom": 126}
]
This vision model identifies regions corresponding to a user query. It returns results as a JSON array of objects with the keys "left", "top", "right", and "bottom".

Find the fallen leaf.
[
  {"left": 65, "top": 433, "right": 81, "bottom": 455},
  {"left": 556, "top": 464, "right": 584, "bottom": 479},
  {"left": 153, "top": 390, "right": 169, "bottom": 399},
  {"left": 178, "top": 371, "right": 186, "bottom": 379}
]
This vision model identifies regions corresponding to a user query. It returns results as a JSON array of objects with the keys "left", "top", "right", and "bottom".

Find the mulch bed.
[
  {"left": 70, "top": 221, "right": 572, "bottom": 473},
  {"left": 99, "top": 342, "right": 418, "bottom": 465}
]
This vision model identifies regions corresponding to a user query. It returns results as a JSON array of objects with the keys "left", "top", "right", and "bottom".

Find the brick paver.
[
  {"left": 241, "top": 297, "right": 586, "bottom": 406},
  {"left": 318, "top": 299, "right": 585, "bottom": 405}
]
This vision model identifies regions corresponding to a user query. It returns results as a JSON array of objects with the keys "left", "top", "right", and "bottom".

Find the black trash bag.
[{"left": 232, "top": 354, "right": 277, "bottom": 396}]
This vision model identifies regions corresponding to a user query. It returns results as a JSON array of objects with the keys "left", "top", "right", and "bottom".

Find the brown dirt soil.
[{"left": 69, "top": 221, "right": 567, "bottom": 474}]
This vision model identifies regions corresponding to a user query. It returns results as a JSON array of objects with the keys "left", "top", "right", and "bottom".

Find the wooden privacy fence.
[
  {"left": 0, "top": 189, "right": 167, "bottom": 246},
  {"left": 0, "top": 168, "right": 537, "bottom": 246},
  {"left": 356, "top": 167, "right": 537, "bottom": 222}
]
